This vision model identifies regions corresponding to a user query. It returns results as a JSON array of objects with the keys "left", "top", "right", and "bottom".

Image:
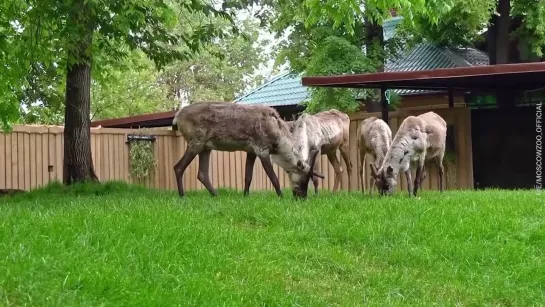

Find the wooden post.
[
  {"left": 448, "top": 87, "right": 454, "bottom": 108},
  {"left": 381, "top": 86, "right": 389, "bottom": 125}
]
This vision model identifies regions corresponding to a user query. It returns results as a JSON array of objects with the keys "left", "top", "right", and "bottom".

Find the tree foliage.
[
  {"left": 510, "top": 0, "right": 545, "bottom": 57},
  {"left": 303, "top": 36, "right": 374, "bottom": 113},
  {"left": 159, "top": 17, "right": 270, "bottom": 104},
  {"left": 91, "top": 50, "right": 174, "bottom": 121},
  {"left": 226, "top": 0, "right": 455, "bottom": 113},
  {"left": 5, "top": 3, "right": 268, "bottom": 124},
  {"left": 0, "top": 0, "right": 239, "bottom": 130},
  {"left": 1, "top": 0, "right": 241, "bottom": 184},
  {"left": 395, "top": 0, "right": 495, "bottom": 48},
  {"left": 396, "top": 0, "right": 545, "bottom": 58},
  {"left": 301, "top": 0, "right": 454, "bottom": 35},
  {"left": 19, "top": 61, "right": 66, "bottom": 125}
]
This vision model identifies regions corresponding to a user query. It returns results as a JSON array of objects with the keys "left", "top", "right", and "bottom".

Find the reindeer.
[
  {"left": 171, "top": 102, "right": 324, "bottom": 199},
  {"left": 356, "top": 117, "right": 393, "bottom": 194},
  {"left": 288, "top": 109, "right": 353, "bottom": 193},
  {"left": 370, "top": 111, "right": 447, "bottom": 197}
]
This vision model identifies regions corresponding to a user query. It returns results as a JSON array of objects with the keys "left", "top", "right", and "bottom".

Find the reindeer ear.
[{"left": 386, "top": 166, "right": 394, "bottom": 174}]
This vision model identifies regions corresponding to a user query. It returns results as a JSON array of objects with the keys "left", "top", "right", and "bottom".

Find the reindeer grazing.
[
  {"left": 370, "top": 111, "right": 447, "bottom": 197},
  {"left": 356, "top": 117, "right": 393, "bottom": 194},
  {"left": 288, "top": 109, "right": 353, "bottom": 193},
  {"left": 171, "top": 102, "right": 324, "bottom": 199}
]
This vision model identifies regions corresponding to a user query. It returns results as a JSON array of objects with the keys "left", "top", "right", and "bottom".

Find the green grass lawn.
[{"left": 1, "top": 182, "right": 544, "bottom": 306}]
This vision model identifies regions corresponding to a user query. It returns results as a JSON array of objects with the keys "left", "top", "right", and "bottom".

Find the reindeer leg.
[
  {"left": 311, "top": 155, "right": 320, "bottom": 194},
  {"left": 312, "top": 175, "right": 319, "bottom": 194},
  {"left": 174, "top": 149, "right": 199, "bottom": 197},
  {"left": 405, "top": 168, "right": 413, "bottom": 197},
  {"left": 327, "top": 152, "right": 342, "bottom": 192},
  {"left": 413, "top": 158, "right": 425, "bottom": 197},
  {"left": 339, "top": 144, "right": 352, "bottom": 191},
  {"left": 197, "top": 149, "right": 217, "bottom": 196},
  {"left": 369, "top": 161, "right": 376, "bottom": 196},
  {"left": 359, "top": 152, "right": 365, "bottom": 194},
  {"left": 421, "top": 168, "right": 427, "bottom": 182},
  {"left": 437, "top": 154, "right": 445, "bottom": 193},
  {"left": 243, "top": 153, "right": 257, "bottom": 196},
  {"left": 259, "top": 155, "right": 283, "bottom": 197}
]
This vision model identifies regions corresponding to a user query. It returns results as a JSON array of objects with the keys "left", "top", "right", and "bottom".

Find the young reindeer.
[
  {"left": 288, "top": 109, "right": 353, "bottom": 193},
  {"left": 356, "top": 117, "right": 393, "bottom": 194},
  {"left": 171, "top": 102, "right": 324, "bottom": 199},
  {"left": 370, "top": 111, "right": 447, "bottom": 197}
]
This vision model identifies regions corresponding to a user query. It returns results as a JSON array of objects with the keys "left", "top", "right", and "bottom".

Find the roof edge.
[
  {"left": 91, "top": 109, "right": 178, "bottom": 127},
  {"left": 234, "top": 71, "right": 292, "bottom": 103},
  {"left": 439, "top": 48, "right": 474, "bottom": 67},
  {"left": 302, "top": 62, "right": 545, "bottom": 88}
]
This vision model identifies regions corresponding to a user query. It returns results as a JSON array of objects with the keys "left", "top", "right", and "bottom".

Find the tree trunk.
[
  {"left": 487, "top": 15, "right": 497, "bottom": 65},
  {"left": 495, "top": 0, "right": 510, "bottom": 65},
  {"left": 63, "top": 0, "right": 99, "bottom": 185},
  {"left": 364, "top": 16, "right": 384, "bottom": 106},
  {"left": 488, "top": 0, "right": 513, "bottom": 108}
]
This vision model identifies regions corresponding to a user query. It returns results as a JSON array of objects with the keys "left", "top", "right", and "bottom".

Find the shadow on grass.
[{"left": 2, "top": 180, "right": 166, "bottom": 202}]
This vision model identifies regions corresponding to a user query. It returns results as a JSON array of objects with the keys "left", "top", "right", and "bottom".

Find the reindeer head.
[
  {"left": 370, "top": 121, "right": 427, "bottom": 195},
  {"left": 370, "top": 163, "right": 396, "bottom": 195},
  {"left": 288, "top": 149, "right": 323, "bottom": 199},
  {"left": 272, "top": 147, "right": 323, "bottom": 199},
  {"left": 274, "top": 117, "right": 324, "bottom": 199}
]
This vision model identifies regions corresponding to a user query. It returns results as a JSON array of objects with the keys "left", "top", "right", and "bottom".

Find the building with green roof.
[{"left": 234, "top": 16, "right": 489, "bottom": 111}]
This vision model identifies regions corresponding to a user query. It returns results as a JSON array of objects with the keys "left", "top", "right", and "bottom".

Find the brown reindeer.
[
  {"left": 288, "top": 109, "right": 353, "bottom": 193},
  {"left": 171, "top": 102, "right": 324, "bottom": 199},
  {"left": 356, "top": 117, "right": 393, "bottom": 194}
]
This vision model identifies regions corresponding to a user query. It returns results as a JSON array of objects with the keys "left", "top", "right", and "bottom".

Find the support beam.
[
  {"left": 448, "top": 87, "right": 454, "bottom": 108},
  {"left": 381, "top": 86, "right": 389, "bottom": 125}
]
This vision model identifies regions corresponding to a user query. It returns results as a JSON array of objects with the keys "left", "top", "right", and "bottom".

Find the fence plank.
[
  {"left": 41, "top": 133, "right": 48, "bottom": 185},
  {"left": 114, "top": 134, "right": 121, "bottom": 180},
  {"left": 55, "top": 133, "right": 62, "bottom": 181},
  {"left": 6, "top": 134, "right": 13, "bottom": 189},
  {"left": 229, "top": 152, "right": 236, "bottom": 189},
  {"left": 0, "top": 133, "right": 5, "bottom": 189},
  {"left": 235, "top": 151, "right": 243, "bottom": 190},
  {"left": 17, "top": 133, "right": 24, "bottom": 189},
  {"left": 109, "top": 134, "right": 115, "bottom": 181},
  {"left": 29, "top": 133, "right": 36, "bottom": 189}
]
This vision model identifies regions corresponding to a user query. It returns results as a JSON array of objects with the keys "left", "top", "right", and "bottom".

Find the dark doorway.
[
  {"left": 275, "top": 105, "right": 306, "bottom": 121},
  {"left": 471, "top": 105, "right": 537, "bottom": 189}
]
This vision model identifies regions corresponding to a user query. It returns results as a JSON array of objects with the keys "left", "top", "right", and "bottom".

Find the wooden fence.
[{"left": 0, "top": 105, "right": 473, "bottom": 193}]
